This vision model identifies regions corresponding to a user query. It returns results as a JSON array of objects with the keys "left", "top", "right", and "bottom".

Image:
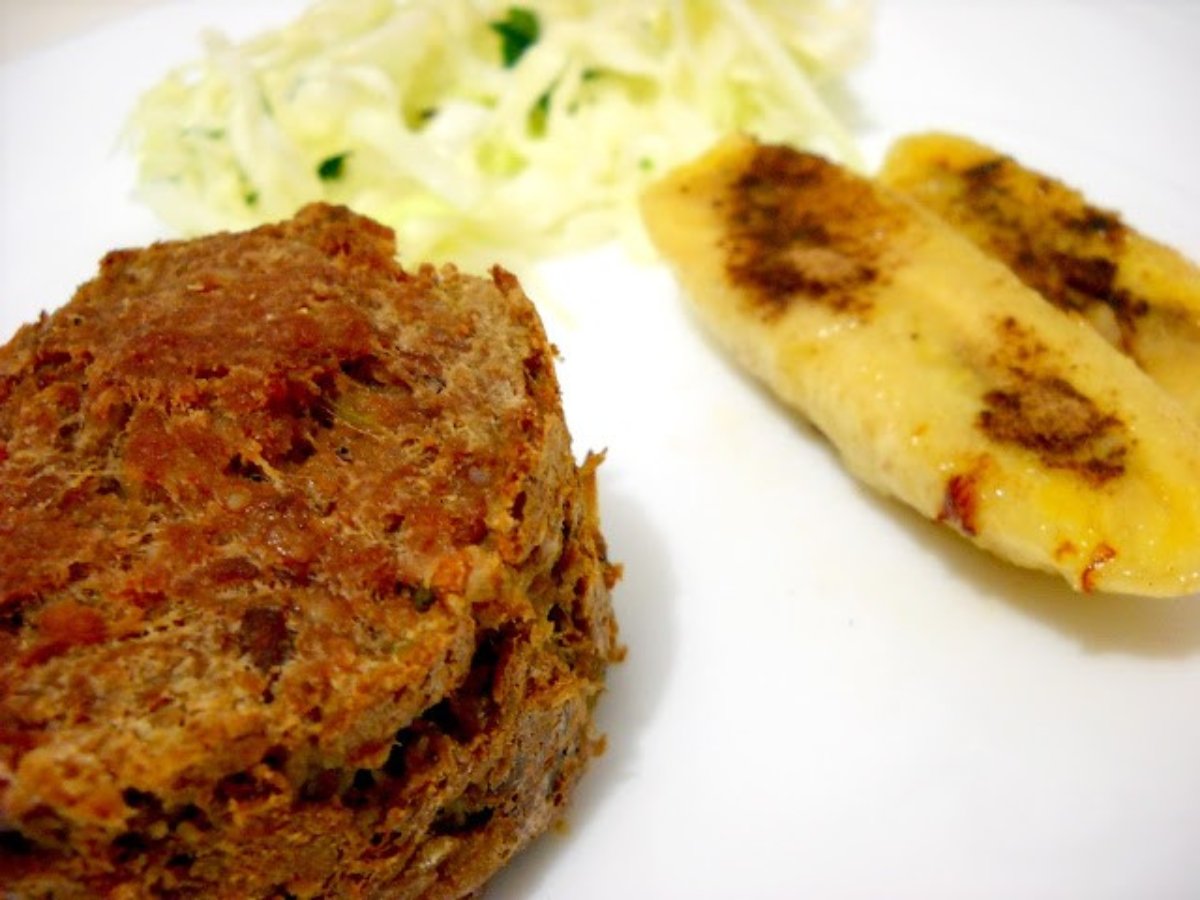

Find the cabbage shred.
[{"left": 128, "top": 0, "right": 872, "bottom": 268}]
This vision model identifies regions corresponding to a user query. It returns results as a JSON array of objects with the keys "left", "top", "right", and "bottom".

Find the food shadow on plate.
[
  {"left": 486, "top": 479, "right": 680, "bottom": 897},
  {"left": 804, "top": 417, "right": 1200, "bottom": 658},
  {"left": 902, "top": 506, "right": 1200, "bottom": 659}
]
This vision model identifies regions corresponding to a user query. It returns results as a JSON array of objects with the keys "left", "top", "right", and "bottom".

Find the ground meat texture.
[{"left": 0, "top": 203, "right": 620, "bottom": 899}]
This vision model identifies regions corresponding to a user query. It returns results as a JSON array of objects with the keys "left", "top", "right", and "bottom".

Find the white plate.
[{"left": 3, "top": 2, "right": 1200, "bottom": 897}]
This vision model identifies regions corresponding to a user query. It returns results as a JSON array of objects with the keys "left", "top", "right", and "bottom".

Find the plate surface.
[{"left": 2, "top": 2, "right": 1199, "bottom": 897}]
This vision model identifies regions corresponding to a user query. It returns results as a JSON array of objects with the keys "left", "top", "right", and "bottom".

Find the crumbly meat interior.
[{"left": 0, "top": 204, "right": 620, "bottom": 898}]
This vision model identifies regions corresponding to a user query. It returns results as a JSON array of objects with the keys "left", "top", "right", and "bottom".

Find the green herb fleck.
[
  {"left": 317, "top": 153, "right": 349, "bottom": 181},
  {"left": 184, "top": 126, "right": 225, "bottom": 140},
  {"left": 243, "top": 189, "right": 259, "bottom": 207},
  {"left": 528, "top": 88, "right": 551, "bottom": 136},
  {"left": 490, "top": 7, "right": 540, "bottom": 68}
]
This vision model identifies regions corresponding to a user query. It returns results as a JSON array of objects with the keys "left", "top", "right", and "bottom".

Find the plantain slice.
[
  {"left": 640, "top": 135, "right": 1200, "bottom": 597},
  {"left": 880, "top": 131, "right": 1200, "bottom": 423}
]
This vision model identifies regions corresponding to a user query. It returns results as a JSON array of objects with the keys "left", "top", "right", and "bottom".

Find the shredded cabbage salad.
[{"left": 128, "top": 0, "right": 872, "bottom": 267}]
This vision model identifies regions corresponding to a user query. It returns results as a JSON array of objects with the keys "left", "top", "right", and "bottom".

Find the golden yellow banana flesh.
[
  {"left": 880, "top": 132, "right": 1200, "bottom": 423},
  {"left": 641, "top": 135, "right": 1200, "bottom": 597}
]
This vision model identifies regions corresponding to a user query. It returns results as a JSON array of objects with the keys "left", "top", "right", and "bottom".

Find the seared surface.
[
  {"left": 880, "top": 132, "right": 1200, "bottom": 423},
  {"left": 0, "top": 204, "right": 619, "bottom": 897},
  {"left": 641, "top": 136, "right": 1200, "bottom": 595}
]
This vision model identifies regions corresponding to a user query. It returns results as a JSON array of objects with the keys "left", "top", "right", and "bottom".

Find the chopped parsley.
[
  {"left": 317, "top": 152, "right": 349, "bottom": 181},
  {"left": 528, "top": 88, "right": 551, "bottom": 136},
  {"left": 490, "top": 7, "right": 540, "bottom": 68}
]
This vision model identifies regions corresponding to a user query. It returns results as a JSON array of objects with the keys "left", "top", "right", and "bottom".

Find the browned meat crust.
[{"left": 0, "top": 204, "right": 620, "bottom": 898}]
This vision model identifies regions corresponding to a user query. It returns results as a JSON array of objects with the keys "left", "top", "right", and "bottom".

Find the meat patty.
[{"left": 0, "top": 203, "right": 620, "bottom": 898}]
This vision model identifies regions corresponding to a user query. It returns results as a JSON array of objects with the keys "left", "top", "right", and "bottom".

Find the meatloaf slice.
[{"left": 0, "top": 203, "right": 620, "bottom": 898}]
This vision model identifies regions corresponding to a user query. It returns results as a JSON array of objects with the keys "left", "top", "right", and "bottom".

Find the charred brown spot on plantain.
[
  {"left": 957, "top": 154, "right": 1148, "bottom": 351},
  {"left": 721, "top": 144, "right": 896, "bottom": 319},
  {"left": 979, "top": 379, "right": 1127, "bottom": 485},
  {"left": 938, "top": 467, "right": 983, "bottom": 536},
  {"left": 1081, "top": 543, "right": 1118, "bottom": 593},
  {"left": 979, "top": 315, "right": 1129, "bottom": 484}
]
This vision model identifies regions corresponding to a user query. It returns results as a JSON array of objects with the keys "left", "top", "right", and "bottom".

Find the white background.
[{"left": 2, "top": 2, "right": 1199, "bottom": 897}]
